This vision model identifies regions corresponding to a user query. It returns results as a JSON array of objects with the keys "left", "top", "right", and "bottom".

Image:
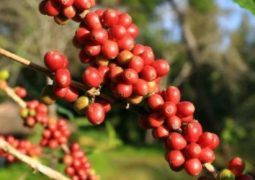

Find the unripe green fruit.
[
  {"left": 29, "top": 109, "right": 37, "bottom": 117},
  {"left": 0, "top": 70, "right": 10, "bottom": 80},
  {"left": 41, "top": 85, "right": 57, "bottom": 105},
  {"left": 74, "top": 96, "right": 89, "bottom": 113},
  {"left": 20, "top": 108, "right": 29, "bottom": 118},
  {"left": 218, "top": 169, "right": 235, "bottom": 180}
]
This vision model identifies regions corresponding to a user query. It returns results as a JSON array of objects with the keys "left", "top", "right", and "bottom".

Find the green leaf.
[{"left": 234, "top": 0, "right": 255, "bottom": 15}]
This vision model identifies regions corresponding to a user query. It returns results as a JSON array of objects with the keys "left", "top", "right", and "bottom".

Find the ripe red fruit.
[
  {"left": 228, "top": 157, "right": 245, "bottom": 176},
  {"left": 147, "top": 94, "right": 164, "bottom": 110},
  {"left": 185, "top": 143, "right": 202, "bottom": 159},
  {"left": 84, "top": 12, "right": 102, "bottom": 30},
  {"left": 102, "top": 9, "right": 119, "bottom": 27},
  {"left": 15, "top": 87, "right": 27, "bottom": 98},
  {"left": 74, "top": 0, "right": 93, "bottom": 9},
  {"left": 132, "top": 44, "right": 145, "bottom": 55},
  {"left": 117, "top": 50, "right": 133, "bottom": 65},
  {"left": 141, "top": 65, "right": 157, "bottom": 81},
  {"left": 166, "top": 116, "right": 181, "bottom": 130},
  {"left": 90, "top": 28, "right": 108, "bottom": 44},
  {"left": 63, "top": 87, "right": 78, "bottom": 102},
  {"left": 63, "top": 6, "right": 76, "bottom": 19},
  {"left": 102, "top": 40, "right": 119, "bottom": 59},
  {"left": 167, "top": 132, "right": 187, "bottom": 150},
  {"left": 45, "top": 0, "right": 61, "bottom": 16},
  {"left": 152, "top": 59, "right": 170, "bottom": 77},
  {"left": 140, "top": 47, "right": 155, "bottom": 65},
  {"left": 109, "top": 25, "right": 127, "bottom": 40},
  {"left": 163, "top": 86, "right": 181, "bottom": 104},
  {"left": 210, "top": 134, "right": 220, "bottom": 149},
  {"left": 177, "top": 101, "right": 195, "bottom": 117},
  {"left": 128, "top": 56, "right": 144, "bottom": 73},
  {"left": 153, "top": 126, "right": 169, "bottom": 139},
  {"left": 82, "top": 67, "right": 102, "bottom": 87},
  {"left": 115, "top": 83, "right": 133, "bottom": 98},
  {"left": 117, "top": 35, "right": 135, "bottom": 50},
  {"left": 184, "top": 158, "right": 202, "bottom": 176},
  {"left": 127, "top": 23, "right": 139, "bottom": 38},
  {"left": 118, "top": 13, "right": 132, "bottom": 27},
  {"left": 86, "top": 103, "right": 105, "bottom": 125},
  {"left": 96, "top": 99, "right": 111, "bottom": 113},
  {"left": 75, "top": 27, "right": 90, "bottom": 44},
  {"left": 133, "top": 79, "right": 149, "bottom": 96},
  {"left": 54, "top": 86, "right": 68, "bottom": 98},
  {"left": 199, "top": 147, "right": 215, "bottom": 163},
  {"left": 167, "top": 150, "right": 185, "bottom": 168},
  {"left": 39, "top": 1, "right": 47, "bottom": 15},
  {"left": 109, "top": 64, "right": 123, "bottom": 82},
  {"left": 123, "top": 68, "right": 138, "bottom": 84},
  {"left": 198, "top": 132, "right": 216, "bottom": 148},
  {"left": 58, "top": 0, "right": 74, "bottom": 7},
  {"left": 161, "top": 102, "right": 177, "bottom": 118},
  {"left": 184, "top": 120, "right": 203, "bottom": 142},
  {"left": 55, "top": 69, "right": 71, "bottom": 88},
  {"left": 84, "top": 44, "right": 101, "bottom": 56},
  {"left": 147, "top": 113, "right": 164, "bottom": 128},
  {"left": 44, "top": 50, "right": 68, "bottom": 71}
]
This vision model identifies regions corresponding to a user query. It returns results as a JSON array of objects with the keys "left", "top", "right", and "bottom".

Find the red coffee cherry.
[
  {"left": 198, "top": 132, "right": 215, "bottom": 148},
  {"left": 84, "top": 12, "right": 102, "bottom": 30},
  {"left": 102, "top": 40, "right": 119, "bottom": 59},
  {"left": 58, "top": 0, "right": 74, "bottom": 7},
  {"left": 132, "top": 44, "right": 145, "bottom": 55},
  {"left": 82, "top": 67, "right": 102, "bottom": 87},
  {"left": 210, "top": 133, "right": 220, "bottom": 150},
  {"left": 199, "top": 147, "right": 215, "bottom": 163},
  {"left": 147, "top": 94, "right": 164, "bottom": 110},
  {"left": 75, "top": 27, "right": 90, "bottom": 44},
  {"left": 86, "top": 103, "right": 105, "bottom": 125},
  {"left": 55, "top": 68, "right": 71, "bottom": 88},
  {"left": 166, "top": 150, "right": 185, "bottom": 168},
  {"left": 115, "top": 83, "right": 133, "bottom": 98},
  {"left": 90, "top": 28, "right": 108, "bottom": 44},
  {"left": 122, "top": 68, "right": 138, "bottom": 84},
  {"left": 185, "top": 143, "right": 202, "bottom": 159},
  {"left": 102, "top": 9, "right": 119, "bottom": 27},
  {"left": 184, "top": 120, "right": 203, "bottom": 142},
  {"left": 74, "top": 0, "right": 93, "bottom": 9},
  {"left": 167, "top": 132, "right": 187, "bottom": 150},
  {"left": 140, "top": 47, "right": 155, "bottom": 65},
  {"left": 127, "top": 23, "right": 139, "bottom": 38},
  {"left": 117, "top": 34, "right": 135, "bottom": 50},
  {"left": 128, "top": 56, "right": 144, "bottom": 73},
  {"left": 184, "top": 158, "right": 202, "bottom": 176},
  {"left": 228, "top": 157, "right": 245, "bottom": 176},
  {"left": 45, "top": 0, "right": 61, "bottom": 16},
  {"left": 153, "top": 125, "right": 169, "bottom": 139},
  {"left": 44, "top": 50, "right": 68, "bottom": 71},
  {"left": 63, "top": 87, "right": 78, "bottom": 102},
  {"left": 147, "top": 112, "right": 164, "bottom": 128},
  {"left": 133, "top": 79, "right": 149, "bottom": 96},
  {"left": 15, "top": 87, "right": 27, "bottom": 98},
  {"left": 109, "top": 25, "right": 127, "bottom": 40},
  {"left": 54, "top": 86, "right": 68, "bottom": 98},
  {"left": 177, "top": 101, "right": 195, "bottom": 117},
  {"left": 163, "top": 86, "right": 181, "bottom": 104},
  {"left": 161, "top": 102, "right": 177, "bottom": 118},
  {"left": 84, "top": 44, "right": 101, "bottom": 56},
  {"left": 141, "top": 65, "right": 157, "bottom": 81},
  {"left": 117, "top": 50, "right": 133, "bottom": 65},
  {"left": 152, "top": 59, "right": 170, "bottom": 77},
  {"left": 166, "top": 116, "right": 181, "bottom": 130},
  {"left": 63, "top": 6, "right": 76, "bottom": 19},
  {"left": 118, "top": 13, "right": 132, "bottom": 27}
]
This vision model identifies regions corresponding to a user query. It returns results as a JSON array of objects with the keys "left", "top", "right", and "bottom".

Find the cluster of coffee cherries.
[
  {"left": 0, "top": 136, "right": 41, "bottom": 163},
  {"left": 40, "top": 119, "right": 71, "bottom": 148},
  {"left": 39, "top": 0, "right": 96, "bottom": 25},
  {"left": 63, "top": 143, "right": 97, "bottom": 180},
  {"left": 19, "top": 100, "right": 49, "bottom": 127},
  {"left": 43, "top": 50, "right": 79, "bottom": 103},
  {"left": 139, "top": 86, "right": 220, "bottom": 176},
  {"left": 216, "top": 157, "right": 254, "bottom": 180}
]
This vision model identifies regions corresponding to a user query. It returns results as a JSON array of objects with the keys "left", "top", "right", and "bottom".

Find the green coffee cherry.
[
  {"left": 0, "top": 70, "right": 10, "bottom": 80},
  {"left": 29, "top": 109, "right": 37, "bottom": 117},
  {"left": 74, "top": 96, "right": 89, "bottom": 113},
  {"left": 218, "top": 169, "right": 235, "bottom": 180},
  {"left": 20, "top": 108, "right": 29, "bottom": 118}
]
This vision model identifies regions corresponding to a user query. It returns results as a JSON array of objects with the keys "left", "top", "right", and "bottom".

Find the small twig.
[
  {"left": 2, "top": 84, "right": 27, "bottom": 108},
  {"left": 61, "top": 144, "right": 70, "bottom": 154},
  {"left": 0, "top": 138, "right": 69, "bottom": 180},
  {"left": 204, "top": 163, "right": 218, "bottom": 179}
]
